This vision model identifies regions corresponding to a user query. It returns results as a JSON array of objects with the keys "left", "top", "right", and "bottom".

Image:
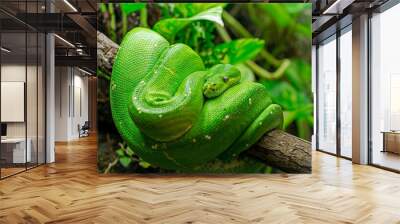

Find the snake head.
[{"left": 203, "top": 64, "right": 241, "bottom": 98}]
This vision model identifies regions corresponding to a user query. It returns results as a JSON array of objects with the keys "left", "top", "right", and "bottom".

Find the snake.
[{"left": 110, "top": 28, "right": 283, "bottom": 170}]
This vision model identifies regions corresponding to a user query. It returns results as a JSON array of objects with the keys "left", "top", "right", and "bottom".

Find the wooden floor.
[
  {"left": 1, "top": 167, "right": 26, "bottom": 178},
  {"left": 1, "top": 136, "right": 400, "bottom": 223}
]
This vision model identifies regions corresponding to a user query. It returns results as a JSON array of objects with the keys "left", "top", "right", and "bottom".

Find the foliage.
[
  {"left": 153, "top": 6, "right": 224, "bottom": 41},
  {"left": 214, "top": 38, "right": 265, "bottom": 64},
  {"left": 97, "top": 3, "right": 312, "bottom": 173}
]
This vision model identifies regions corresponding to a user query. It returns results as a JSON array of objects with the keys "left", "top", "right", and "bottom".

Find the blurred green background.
[{"left": 97, "top": 3, "right": 312, "bottom": 173}]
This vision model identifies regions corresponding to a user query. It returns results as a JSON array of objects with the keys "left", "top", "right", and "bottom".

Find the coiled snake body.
[{"left": 111, "top": 28, "right": 283, "bottom": 170}]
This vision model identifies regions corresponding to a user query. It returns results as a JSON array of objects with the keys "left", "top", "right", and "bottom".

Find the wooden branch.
[
  {"left": 248, "top": 130, "right": 311, "bottom": 173},
  {"left": 97, "top": 31, "right": 119, "bottom": 74},
  {"left": 96, "top": 31, "right": 312, "bottom": 173}
]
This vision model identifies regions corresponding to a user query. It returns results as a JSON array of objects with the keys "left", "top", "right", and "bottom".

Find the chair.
[{"left": 78, "top": 121, "right": 90, "bottom": 138}]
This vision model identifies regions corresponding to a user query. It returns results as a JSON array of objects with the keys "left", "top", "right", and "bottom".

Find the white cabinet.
[{"left": 1, "top": 138, "right": 32, "bottom": 163}]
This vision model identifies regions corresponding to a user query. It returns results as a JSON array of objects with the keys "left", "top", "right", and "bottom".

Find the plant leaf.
[
  {"left": 285, "top": 59, "right": 311, "bottom": 93},
  {"left": 120, "top": 3, "right": 145, "bottom": 15},
  {"left": 139, "top": 161, "right": 151, "bottom": 169},
  {"left": 125, "top": 146, "right": 135, "bottom": 157},
  {"left": 174, "top": 3, "right": 227, "bottom": 17},
  {"left": 119, "top": 156, "right": 132, "bottom": 168},
  {"left": 283, "top": 110, "right": 297, "bottom": 129},
  {"left": 215, "top": 38, "right": 265, "bottom": 64},
  {"left": 261, "top": 4, "right": 292, "bottom": 28},
  {"left": 283, "top": 3, "right": 311, "bottom": 14},
  {"left": 262, "top": 80, "right": 311, "bottom": 110},
  {"left": 115, "top": 148, "right": 125, "bottom": 157},
  {"left": 153, "top": 6, "right": 223, "bottom": 41}
]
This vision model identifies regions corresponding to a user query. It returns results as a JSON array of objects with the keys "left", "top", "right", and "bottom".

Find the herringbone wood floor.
[{"left": 1, "top": 135, "right": 400, "bottom": 224}]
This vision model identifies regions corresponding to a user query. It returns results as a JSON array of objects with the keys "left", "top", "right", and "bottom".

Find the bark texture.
[
  {"left": 97, "top": 31, "right": 119, "bottom": 74},
  {"left": 97, "top": 31, "right": 312, "bottom": 173},
  {"left": 248, "top": 130, "right": 311, "bottom": 173}
]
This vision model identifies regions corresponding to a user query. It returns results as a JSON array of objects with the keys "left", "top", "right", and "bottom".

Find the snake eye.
[{"left": 223, "top": 76, "right": 229, "bottom": 83}]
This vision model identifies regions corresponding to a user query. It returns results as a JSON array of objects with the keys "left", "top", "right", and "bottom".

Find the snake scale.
[{"left": 110, "top": 28, "right": 283, "bottom": 170}]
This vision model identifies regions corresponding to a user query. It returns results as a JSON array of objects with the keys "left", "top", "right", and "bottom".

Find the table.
[
  {"left": 382, "top": 131, "right": 400, "bottom": 154},
  {"left": 1, "top": 138, "right": 31, "bottom": 164}
]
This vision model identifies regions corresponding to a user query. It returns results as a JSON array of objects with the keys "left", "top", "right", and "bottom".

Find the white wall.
[
  {"left": 55, "top": 66, "right": 69, "bottom": 141},
  {"left": 1, "top": 65, "right": 41, "bottom": 138},
  {"left": 1, "top": 63, "right": 46, "bottom": 164},
  {"left": 54, "top": 66, "right": 89, "bottom": 141},
  {"left": 72, "top": 72, "right": 89, "bottom": 138}
]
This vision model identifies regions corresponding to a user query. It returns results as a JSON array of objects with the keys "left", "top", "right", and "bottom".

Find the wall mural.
[{"left": 97, "top": 3, "right": 312, "bottom": 174}]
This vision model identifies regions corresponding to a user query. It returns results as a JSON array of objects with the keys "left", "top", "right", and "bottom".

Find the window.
[
  {"left": 317, "top": 35, "right": 337, "bottom": 154},
  {"left": 370, "top": 3, "right": 400, "bottom": 171},
  {"left": 0, "top": 0, "right": 46, "bottom": 179},
  {"left": 339, "top": 27, "right": 352, "bottom": 158}
]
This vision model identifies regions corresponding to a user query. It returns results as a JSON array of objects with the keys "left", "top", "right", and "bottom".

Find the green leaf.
[
  {"left": 174, "top": 3, "right": 227, "bottom": 17},
  {"left": 282, "top": 104, "right": 313, "bottom": 130},
  {"left": 295, "top": 23, "right": 312, "bottom": 39},
  {"left": 262, "top": 81, "right": 298, "bottom": 110},
  {"left": 283, "top": 3, "right": 311, "bottom": 14},
  {"left": 153, "top": 6, "right": 224, "bottom": 41},
  {"left": 296, "top": 118, "right": 311, "bottom": 140},
  {"left": 285, "top": 59, "right": 311, "bottom": 93},
  {"left": 120, "top": 3, "right": 145, "bottom": 15},
  {"left": 119, "top": 156, "right": 132, "bottom": 168},
  {"left": 125, "top": 147, "right": 135, "bottom": 157},
  {"left": 215, "top": 38, "right": 265, "bottom": 64},
  {"left": 283, "top": 110, "right": 297, "bottom": 129},
  {"left": 261, "top": 4, "right": 292, "bottom": 28},
  {"left": 139, "top": 161, "right": 151, "bottom": 169},
  {"left": 99, "top": 3, "right": 107, "bottom": 14},
  {"left": 115, "top": 148, "right": 125, "bottom": 157},
  {"left": 190, "top": 3, "right": 227, "bottom": 15}
]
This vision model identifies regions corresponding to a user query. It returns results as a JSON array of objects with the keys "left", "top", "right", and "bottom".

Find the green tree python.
[{"left": 110, "top": 28, "right": 283, "bottom": 171}]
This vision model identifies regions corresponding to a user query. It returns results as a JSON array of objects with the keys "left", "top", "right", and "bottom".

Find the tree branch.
[
  {"left": 96, "top": 31, "right": 311, "bottom": 173},
  {"left": 248, "top": 130, "right": 311, "bottom": 173},
  {"left": 97, "top": 31, "right": 119, "bottom": 74}
]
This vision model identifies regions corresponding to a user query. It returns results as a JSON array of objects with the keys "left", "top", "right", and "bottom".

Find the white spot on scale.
[
  {"left": 205, "top": 135, "right": 212, "bottom": 140},
  {"left": 192, "top": 138, "right": 196, "bottom": 143},
  {"left": 248, "top": 98, "right": 252, "bottom": 105},
  {"left": 223, "top": 115, "right": 230, "bottom": 121},
  {"left": 158, "top": 114, "right": 163, "bottom": 118},
  {"left": 259, "top": 122, "right": 262, "bottom": 126},
  {"left": 246, "top": 144, "right": 249, "bottom": 147}
]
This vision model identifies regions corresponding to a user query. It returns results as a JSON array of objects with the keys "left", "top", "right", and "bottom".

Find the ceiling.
[
  {"left": 1, "top": 0, "right": 394, "bottom": 70},
  {"left": 312, "top": 0, "right": 390, "bottom": 44},
  {"left": 0, "top": 0, "right": 96, "bottom": 72}
]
